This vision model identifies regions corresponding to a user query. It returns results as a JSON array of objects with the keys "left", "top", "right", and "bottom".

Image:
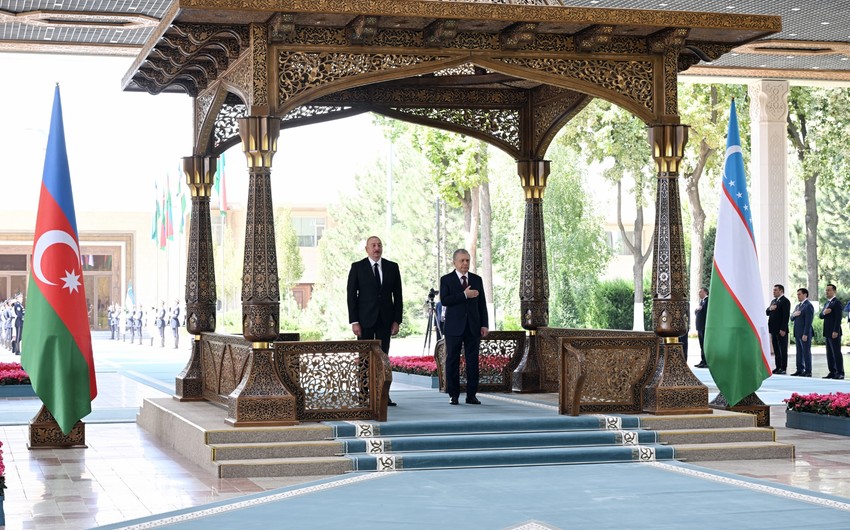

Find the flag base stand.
[
  {"left": 27, "top": 405, "right": 87, "bottom": 449},
  {"left": 710, "top": 392, "right": 770, "bottom": 427}
]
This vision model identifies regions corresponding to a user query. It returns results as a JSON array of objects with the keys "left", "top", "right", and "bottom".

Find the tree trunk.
[
  {"left": 617, "top": 180, "right": 653, "bottom": 330},
  {"left": 467, "top": 187, "right": 480, "bottom": 272},
  {"left": 479, "top": 180, "right": 494, "bottom": 325},
  {"left": 686, "top": 137, "right": 712, "bottom": 311},
  {"left": 803, "top": 175, "right": 819, "bottom": 297}
]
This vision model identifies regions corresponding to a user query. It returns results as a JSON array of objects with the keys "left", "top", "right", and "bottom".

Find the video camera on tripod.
[{"left": 423, "top": 287, "right": 443, "bottom": 354}]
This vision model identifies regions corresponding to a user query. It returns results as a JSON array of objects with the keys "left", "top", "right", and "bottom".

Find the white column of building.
[{"left": 748, "top": 79, "right": 789, "bottom": 303}]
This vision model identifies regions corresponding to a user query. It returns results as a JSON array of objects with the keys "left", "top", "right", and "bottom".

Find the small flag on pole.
[
  {"left": 21, "top": 85, "right": 97, "bottom": 435},
  {"left": 151, "top": 181, "right": 161, "bottom": 241},
  {"left": 704, "top": 99, "right": 772, "bottom": 406}
]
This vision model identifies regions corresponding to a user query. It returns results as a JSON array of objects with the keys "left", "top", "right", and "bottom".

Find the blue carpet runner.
[{"left": 326, "top": 414, "right": 675, "bottom": 471}]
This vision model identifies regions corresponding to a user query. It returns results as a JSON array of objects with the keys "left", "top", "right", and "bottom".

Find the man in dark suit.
[
  {"left": 790, "top": 287, "right": 814, "bottom": 377},
  {"left": 819, "top": 283, "right": 844, "bottom": 379},
  {"left": 766, "top": 284, "right": 791, "bottom": 374},
  {"left": 694, "top": 287, "right": 709, "bottom": 368},
  {"left": 347, "top": 236, "right": 404, "bottom": 406},
  {"left": 439, "top": 248, "right": 489, "bottom": 406}
]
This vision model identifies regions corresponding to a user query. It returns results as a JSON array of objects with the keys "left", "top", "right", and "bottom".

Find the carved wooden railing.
[
  {"left": 195, "top": 332, "right": 389, "bottom": 422},
  {"left": 433, "top": 331, "right": 526, "bottom": 393},
  {"left": 273, "top": 340, "right": 391, "bottom": 422},
  {"left": 557, "top": 331, "right": 658, "bottom": 416}
]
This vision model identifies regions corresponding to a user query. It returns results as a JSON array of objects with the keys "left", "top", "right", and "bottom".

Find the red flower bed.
[
  {"left": 786, "top": 392, "right": 850, "bottom": 418},
  {"left": 0, "top": 362, "right": 30, "bottom": 386},
  {"left": 390, "top": 355, "right": 512, "bottom": 378},
  {"left": 390, "top": 356, "right": 437, "bottom": 377}
]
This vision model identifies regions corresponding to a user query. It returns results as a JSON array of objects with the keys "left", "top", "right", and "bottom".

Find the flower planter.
[
  {"left": 786, "top": 410, "right": 850, "bottom": 437},
  {"left": 0, "top": 384, "right": 36, "bottom": 398},
  {"left": 391, "top": 371, "right": 440, "bottom": 389}
]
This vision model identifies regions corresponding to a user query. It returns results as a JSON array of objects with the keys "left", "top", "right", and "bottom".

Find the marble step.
[
  {"left": 657, "top": 427, "right": 775, "bottom": 445},
  {"left": 672, "top": 441, "right": 795, "bottom": 462},
  {"left": 215, "top": 456, "right": 352, "bottom": 478}
]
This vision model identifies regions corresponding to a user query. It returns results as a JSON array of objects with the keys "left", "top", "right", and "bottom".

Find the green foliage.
[
  {"left": 274, "top": 207, "right": 305, "bottom": 295},
  {"left": 587, "top": 279, "right": 635, "bottom": 330},
  {"left": 701, "top": 225, "right": 716, "bottom": 289}
]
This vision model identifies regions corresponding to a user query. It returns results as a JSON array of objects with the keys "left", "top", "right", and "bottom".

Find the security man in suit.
[
  {"left": 766, "top": 284, "right": 791, "bottom": 374},
  {"left": 790, "top": 287, "right": 814, "bottom": 377},
  {"left": 347, "top": 236, "right": 404, "bottom": 406},
  {"left": 694, "top": 287, "right": 709, "bottom": 368},
  {"left": 439, "top": 248, "right": 489, "bottom": 406},
  {"left": 819, "top": 283, "right": 844, "bottom": 379}
]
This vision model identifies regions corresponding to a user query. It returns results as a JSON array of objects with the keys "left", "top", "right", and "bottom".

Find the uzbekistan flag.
[
  {"left": 704, "top": 100, "right": 771, "bottom": 406},
  {"left": 21, "top": 86, "right": 97, "bottom": 435}
]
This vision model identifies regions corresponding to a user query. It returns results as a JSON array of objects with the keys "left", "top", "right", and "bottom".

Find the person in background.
[
  {"left": 133, "top": 304, "right": 145, "bottom": 345},
  {"left": 766, "top": 284, "right": 791, "bottom": 375},
  {"left": 156, "top": 301, "right": 166, "bottom": 348},
  {"left": 170, "top": 299, "right": 181, "bottom": 349},
  {"left": 694, "top": 287, "right": 709, "bottom": 368},
  {"left": 13, "top": 293, "right": 25, "bottom": 355},
  {"left": 819, "top": 283, "right": 844, "bottom": 380},
  {"left": 790, "top": 287, "right": 814, "bottom": 377}
]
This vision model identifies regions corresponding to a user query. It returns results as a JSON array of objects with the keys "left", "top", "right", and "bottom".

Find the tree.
[
  {"left": 786, "top": 86, "right": 850, "bottom": 297},
  {"left": 678, "top": 83, "right": 749, "bottom": 301},
  {"left": 558, "top": 100, "right": 652, "bottom": 330},
  {"left": 274, "top": 207, "right": 305, "bottom": 300}
]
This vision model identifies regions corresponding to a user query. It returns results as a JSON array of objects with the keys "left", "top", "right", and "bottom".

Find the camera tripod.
[{"left": 423, "top": 294, "right": 443, "bottom": 355}]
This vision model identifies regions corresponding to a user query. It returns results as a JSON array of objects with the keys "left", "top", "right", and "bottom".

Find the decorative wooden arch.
[{"left": 125, "top": 0, "right": 780, "bottom": 424}]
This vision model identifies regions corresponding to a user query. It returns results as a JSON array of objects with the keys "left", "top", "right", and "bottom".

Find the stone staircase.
[{"left": 138, "top": 397, "right": 794, "bottom": 478}]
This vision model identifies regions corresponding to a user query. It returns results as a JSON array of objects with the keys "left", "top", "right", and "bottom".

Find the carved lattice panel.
[{"left": 434, "top": 331, "right": 525, "bottom": 393}]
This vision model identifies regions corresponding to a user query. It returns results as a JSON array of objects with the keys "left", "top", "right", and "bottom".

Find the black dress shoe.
[
  {"left": 465, "top": 397, "right": 481, "bottom": 405},
  {"left": 776, "top": 370, "right": 786, "bottom": 375},
  {"left": 803, "top": 373, "right": 812, "bottom": 377},
  {"left": 387, "top": 399, "right": 397, "bottom": 406},
  {"left": 694, "top": 362, "right": 707, "bottom": 368},
  {"left": 449, "top": 397, "right": 459, "bottom": 405},
  {"left": 823, "top": 374, "right": 835, "bottom": 379},
  {"left": 835, "top": 375, "right": 845, "bottom": 380},
  {"left": 790, "top": 372, "right": 802, "bottom": 376}
]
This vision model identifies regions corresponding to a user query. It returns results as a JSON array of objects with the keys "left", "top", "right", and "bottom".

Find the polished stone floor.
[{"left": 1, "top": 334, "right": 848, "bottom": 529}]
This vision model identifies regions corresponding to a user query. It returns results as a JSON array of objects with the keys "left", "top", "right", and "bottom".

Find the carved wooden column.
[
  {"left": 175, "top": 155, "right": 217, "bottom": 401},
  {"left": 512, "top": 160, "right": 550, "bottom": 392},
  {"left": 226, "top": 114, "right": 297, "bottom": 426},
  {"left": 643, "top": 125, "right": 710, "bottom": 414}
]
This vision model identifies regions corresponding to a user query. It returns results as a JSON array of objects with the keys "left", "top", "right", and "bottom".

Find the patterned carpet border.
[{"left": 107, "top": 473, "right": 393, "bottom": 529}]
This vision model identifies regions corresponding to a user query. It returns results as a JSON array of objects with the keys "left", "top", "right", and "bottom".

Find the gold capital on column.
[
  {"left": 183, "top": 155, "right": 216, "bottom": 197},
  {"left": 238, "top": 116, "right": 280, "bottom": 169},
  {"left": 518, "top": 160, "right": 549, "bottom": 200},
  {"left": 648, "top": 124, "right": 688, "bottom": 176}
]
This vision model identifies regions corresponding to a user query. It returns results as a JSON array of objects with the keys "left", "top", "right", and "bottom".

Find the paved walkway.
[{"left": 1, "top": 332, "right": 849, "bottom": 529}]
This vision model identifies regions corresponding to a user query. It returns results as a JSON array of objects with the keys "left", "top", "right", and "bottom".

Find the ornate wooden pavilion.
[{"left": 121, "top": 0, "right": 780, "bottom": 426}]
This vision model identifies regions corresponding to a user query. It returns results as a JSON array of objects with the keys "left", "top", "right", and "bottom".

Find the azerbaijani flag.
[
  {"left": 704, "top": 100, "right": 771, "bottom": 406},
  {"left": 151, "top": 181, "right": 161, "bottom": 241},
  {"left": 21, "top": 86, "right": 97, "bottom": 435}
]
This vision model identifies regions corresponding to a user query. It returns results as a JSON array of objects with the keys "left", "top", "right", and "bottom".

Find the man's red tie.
[{"left": 461, "top": 275, "right": 467, "bottom": 289}]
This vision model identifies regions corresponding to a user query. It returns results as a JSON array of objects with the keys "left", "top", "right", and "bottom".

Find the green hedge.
[{"left": 587, "top": 279, "right": 637, "bottom": 330}]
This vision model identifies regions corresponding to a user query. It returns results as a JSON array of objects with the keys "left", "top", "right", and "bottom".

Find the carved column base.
[
  {"left": 28, "top": 405, "right": 86, "bottom": 449},
  {"left": 643, "top": 342, "right": 711, "bottom": 415},
  {"left": 226, "top": 346, "right": 298, "bottom": 426},
  {"left": 512, "top": 333, "right": 541, "bottom": 393},
  {"left": 710, "top": 392, "right": 770, "bottom": 427},
  {"left": 175, "top": 336, "right": 204, "bottom": 401}
]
